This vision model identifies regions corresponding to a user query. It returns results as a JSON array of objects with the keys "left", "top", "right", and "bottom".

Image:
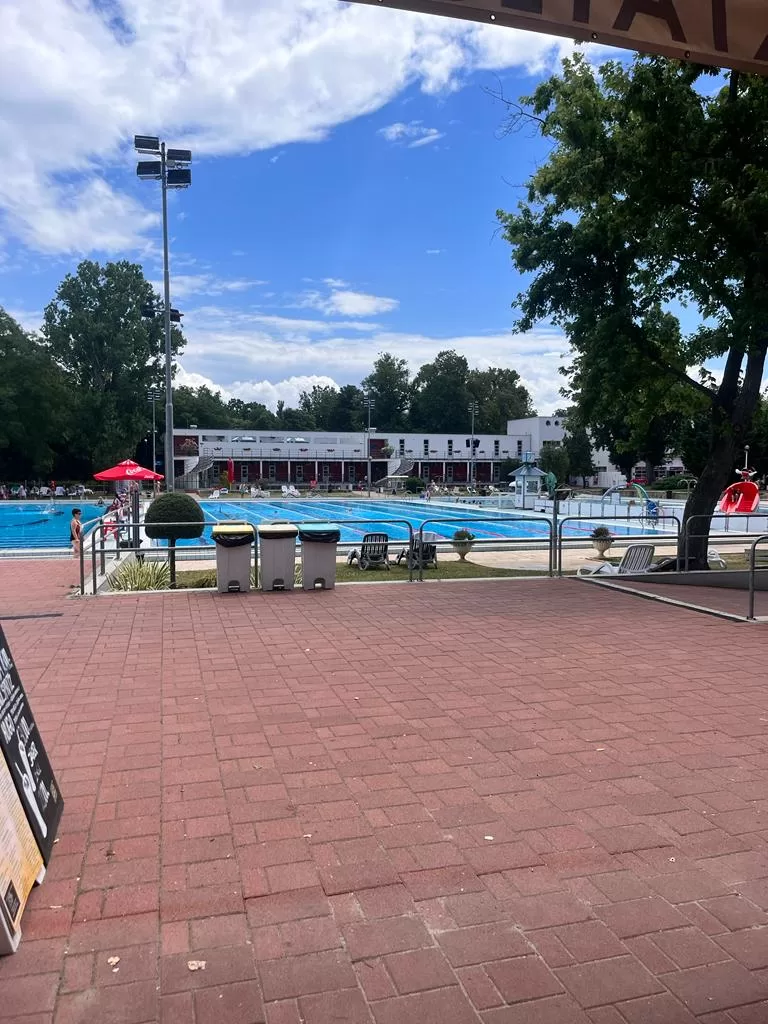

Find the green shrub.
[
  {"left": 651, "top": 475, "right": 696, "bottom": 491},
  {"left": 144, "top": 493, "right": 204, "bottom": 587},
  {"left": 405, "top": 476, "right": 426, "bottom": 493},
  {"left": 591, "top": 525, "right": 613, "bottom": 540},
  {"left": 110, "top": 559, "right": 170, "bottom": 592}
]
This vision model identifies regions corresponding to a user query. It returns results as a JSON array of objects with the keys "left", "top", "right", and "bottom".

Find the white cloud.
[
  {"left": 150, "top": 274, "right": 267, "bottom": 299},
  {"left": 178, "top": 303, "right": 567, "bottom": 410},
  {"left": 426, "top": 248, "right": 444, "bottom": 255},
  {"left": 0, "top": 0, "right": 577, "bottom": 254},
  {"left": 299, "top": 285, "right": 399, "bottom": 317},
  {"left": 379, "top": 121, "right": 444, "bottom": 148},
  {"left": 175, "top": 365, "right": 338, "bottom": 411}
]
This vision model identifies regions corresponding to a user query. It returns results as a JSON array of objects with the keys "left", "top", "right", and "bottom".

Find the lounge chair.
[
  {"left": 396, "top": 535, "right": 438, "bottom": 570},
  {"left": 346, "top": 533, "right": 391, "bottom": 571},
  {"left": 288, "top": 485, "right": 300, "bottom": 497},
  {"left": 281, "top": 485, "right": 289, "bottom": 497},
  {"left": 578, "top": 544, "right": 656, "bottom": 576},
  {"left": 708, "top": 548, "right": 727, "bottom": 569}
]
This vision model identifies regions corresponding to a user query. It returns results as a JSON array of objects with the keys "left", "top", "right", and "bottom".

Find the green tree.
[
  {"left": 360, "top": 353, "right": 411, "bottom": 430},
  {"left": 0, "top": 308, "right": 73, "bottom": 478},
  {"left": 144, "top": 492, "right": 204, "bottom": 588},
  {"left": 563, "top": 429, "right": 594, "bottom": 487},
  {"left": 42, "top": 260, "right": 183, "bottom": 470},
  {"left": 410, "top": 351, "right": 471, "bottom": 432},
  {"left": 498, "top": 55, "right": 768, "bottom": 567},
  {"left": 538, "top": 446, "right": 570, "bottom": 485},
  {"left": 173, "top": 386, "right": 233, "bottom": 429},
  {"left": 468, "top": 367, "right": 535, "bottom": 432},
  {"left": 299, "top": 385, "right": 339, "bottom": 430},
  {"left": 334, "top": 385, "right": 364, "bottom": 431}
]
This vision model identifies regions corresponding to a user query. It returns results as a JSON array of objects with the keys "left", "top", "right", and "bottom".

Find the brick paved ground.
[
  {"left": 592, "top": 578, "right": 768, "bottom": 621},
  {"left": 2, "top": 561, "right": 768, "bottom": 1023}
]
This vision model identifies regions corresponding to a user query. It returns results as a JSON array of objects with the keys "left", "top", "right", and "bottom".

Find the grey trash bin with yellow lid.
[
  {"left": 212, "top": 522, "right": 255, "bottom": 593},
  {"left": 257, "top": 522, "right": 298, "bottom": 591},
  {"left": 298, "top": 523, "right": 341, "bottom": 590}
]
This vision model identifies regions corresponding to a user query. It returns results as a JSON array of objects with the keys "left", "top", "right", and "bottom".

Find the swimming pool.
[
  {"left": 0, "top": 502, "right": 106, "bottom": 550},
  {"left": 175, "top": 499, "right": 651, "bottom": 547}
]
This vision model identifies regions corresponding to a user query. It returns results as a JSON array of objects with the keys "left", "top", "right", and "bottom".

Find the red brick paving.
[{"left": 2, "top": 562, "right": 768, "bottom": 1022}]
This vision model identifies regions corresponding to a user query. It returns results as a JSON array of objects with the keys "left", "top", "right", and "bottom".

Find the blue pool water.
[
  {"left": 172, "top": 499, "right": 649, "bottom": 547},
  {"left": 0, "top": 502, "right": 106, "bottom": 549}
]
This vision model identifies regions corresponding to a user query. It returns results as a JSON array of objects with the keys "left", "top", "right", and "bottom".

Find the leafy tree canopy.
[{"left": 498, "top": 54, "right": 768, "bottom": 565}]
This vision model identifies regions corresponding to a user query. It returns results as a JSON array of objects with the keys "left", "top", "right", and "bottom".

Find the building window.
[
  {"left": 322, "top": 463, "right": 330, "bottom": 482},
  {"left": 447, "top": 439, "right": 453, "bottom": 456},
  {"left": 240, "top": 464, "right": 248, "bottom": 482},
  {"left": 268, "top": 463, "right": 276, "bottom": 481},
  {"left": 493, "top": 463, "right": 500, "bottom": 482},
  {"left": 349, "top": 464, "right": 356, "bottom": 483},
  {"left": 295, "top": 465, "right": 303, "bottom": 483},
  {"left": 545, "top": 420, "right": 551, "bottom": 426},
  {"left": 446, "top": 465, "right": 454, "bottom": 482},
  {"left": 516, "top": 440, "right": 523, "bottom": 457},
  {"left": 423, "top": 439, "right": 429, "bottom": 456},
  {"left": 399, "top": 439, "right": 405, "bottom": 455},
  {"left": 493, "top": 440, "right": 500, "bottom": 457}
]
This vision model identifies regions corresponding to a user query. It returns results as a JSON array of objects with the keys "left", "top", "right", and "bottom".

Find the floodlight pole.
[
  {"left": 364, "top": 395, "right": 374, "bottom": 498},
  {"left": 160, "top": 142, "right": 175, "bottom": 492}
]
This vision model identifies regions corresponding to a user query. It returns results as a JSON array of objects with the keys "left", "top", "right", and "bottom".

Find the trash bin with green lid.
[
  {"left": 298, "top": 523, "right": 341, "bottom": 590},
  {"left": 212, "top": 522, "right": 255, "bottom": 593},
  {"left": 257, "top": 522, "right": 298, "bottom": 591}
]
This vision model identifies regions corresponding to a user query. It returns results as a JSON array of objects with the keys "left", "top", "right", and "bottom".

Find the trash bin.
[
  {"left": 298, "top": 523, "right": 341, "bottom": 590},
  {"left": 212, "top": 522, "right": 255, "bottom": 593},
  {"left": 257, "top": 523, "right": 298, "bottom": 591}
]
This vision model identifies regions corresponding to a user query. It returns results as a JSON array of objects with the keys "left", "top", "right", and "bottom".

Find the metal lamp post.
[
  {"left": 147, "top": 387, "right": 162, "bottom": 489},
  {"left": 135, "top": 136, "right": 192, "bottom": 491},
  {"left": 363, "top": 395, "right": 375, "bottom": 498},
  {"left": 468, "top": 401, "right": 478, "bottom": 486}
]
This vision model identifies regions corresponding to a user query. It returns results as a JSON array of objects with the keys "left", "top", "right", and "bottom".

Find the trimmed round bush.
[{"left": 144, "top": 492, "right": 204, "bottom": 542}]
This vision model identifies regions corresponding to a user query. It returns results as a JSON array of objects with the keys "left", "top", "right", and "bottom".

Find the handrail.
[
  {"left": 417, "top": 516, "right": 554, "bottom": 582},
  {"left": 90, "top": 515, "right": 417, "bottom": 588},
  {"left": 556, "top": 513, "right": 681, "bottom": 576},
  {"left": 682, "top": 512, "right": 767, "bottom": 569},
  {"left": 747, "top": 535, "right": 768, "bottom": 620}
]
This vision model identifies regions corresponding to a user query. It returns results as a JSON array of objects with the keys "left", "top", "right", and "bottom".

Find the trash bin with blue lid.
[
  {"left": 298, "top": 523, "right": 341, "bottom": 590},
  {"left": 212, "top": 522, "right": 255, "bottom": 593},
  {"left": 257, "top": 522, "right": 298, "bottom": 591}
]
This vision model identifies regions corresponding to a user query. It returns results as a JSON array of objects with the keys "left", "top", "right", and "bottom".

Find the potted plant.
[
  {"left": 144, "top": 492, "right": 204, "bottom": 588},
  {"left": 452, "top": 528, "right": 476, "bottom": 561},
  {"left": 591, "top": 525, "right": 613, "bottom": 558}
]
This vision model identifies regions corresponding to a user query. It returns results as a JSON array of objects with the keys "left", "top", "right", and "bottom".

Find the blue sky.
[{"left": 0, "top": 0, "right": 591, "bottom": 411}]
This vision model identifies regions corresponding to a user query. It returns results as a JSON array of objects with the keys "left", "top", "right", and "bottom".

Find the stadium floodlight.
[
  {"left": 136, "top": 161, "right": 162, "bottom": 180},
  {"left": 134, "top": 135, "right": 193, "bottom": 491},
  {"left": 134, "top": 134, "right": 160, "bottom": 153}
]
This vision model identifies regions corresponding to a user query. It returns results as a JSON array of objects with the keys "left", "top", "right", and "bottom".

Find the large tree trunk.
[{"left": 681, "top": 340, "right": 767, "bottom": 569}]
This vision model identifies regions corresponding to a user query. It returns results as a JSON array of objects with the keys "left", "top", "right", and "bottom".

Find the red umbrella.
[
  {"left": 227, "top": 458, "right": 235, "bottom": 485},
  {"left": 94, "top": 459, "right": 164, "bottom": 481}
]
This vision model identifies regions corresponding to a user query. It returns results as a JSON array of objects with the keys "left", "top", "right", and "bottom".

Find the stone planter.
[
  {"left": 452, "top": 541, "right": 474, "bottom": 561},
  {"left": 592, "top": 538, "right": 613, "bottom": 558}
]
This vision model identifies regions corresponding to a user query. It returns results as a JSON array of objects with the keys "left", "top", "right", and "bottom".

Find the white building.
[{"left": 505, "top": 416, "right": 626, "bottom": 489}]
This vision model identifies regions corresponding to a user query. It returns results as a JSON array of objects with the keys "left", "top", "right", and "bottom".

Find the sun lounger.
[
  {"left": 396, "top": 534, "right": 438, "bottom": 570},
  {"left": 347, "top": 533, "right": 390, "bottom": 570},
  {"left": 578, "top": 544, "right": 656, "bottom": 576}
]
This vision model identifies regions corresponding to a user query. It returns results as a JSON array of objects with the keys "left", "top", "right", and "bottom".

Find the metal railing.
[
  {"left": 416, "top": 516, "right": 554, "bottom": 582},
  {"left": 747, "top": 535, "right": 768, "bottom": 620},
  {"left": 682, "top": 513, "right": 768, "bottom": 568},
  {"left": 555, "top": 513, "right": 682, "bottom": 576},
  {"left": 82, "top": 516, "right": 417, "bottom": 591}
]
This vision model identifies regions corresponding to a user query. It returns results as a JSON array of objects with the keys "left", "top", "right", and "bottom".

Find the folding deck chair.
[
  {"left": 347, "top": 533, "right": 391, "bottom": 571},
  {"left": 578, "top": 544, "right": 656, "bottom": 576}
]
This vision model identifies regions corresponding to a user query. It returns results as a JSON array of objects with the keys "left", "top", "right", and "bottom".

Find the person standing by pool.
[{"left": 70, "top": 508, "right": 82, "bottom": 588}]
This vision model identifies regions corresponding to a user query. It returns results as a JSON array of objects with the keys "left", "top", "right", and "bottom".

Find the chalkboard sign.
[{"left": 0, "top": 626, "right": 63, "bottom": 864}]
